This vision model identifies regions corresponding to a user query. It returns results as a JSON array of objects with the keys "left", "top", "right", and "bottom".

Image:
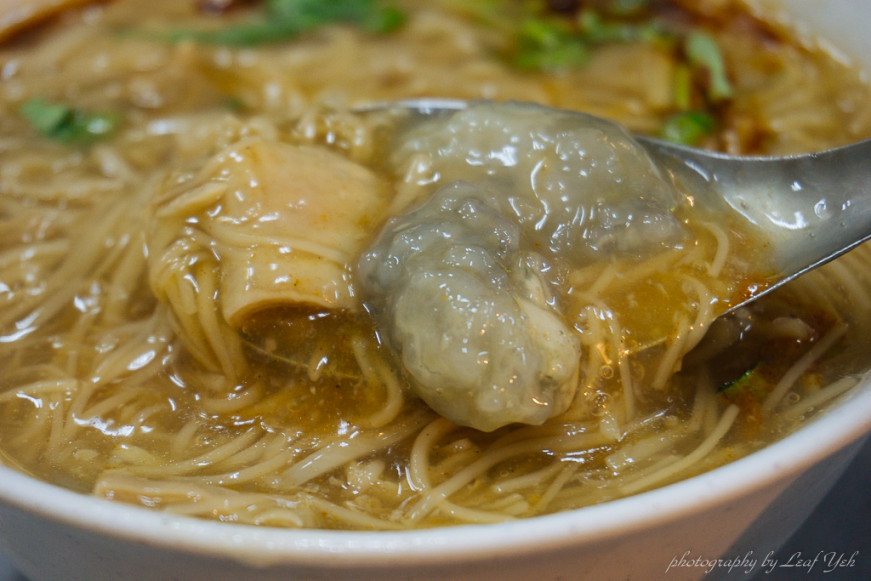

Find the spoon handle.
[{"left": 641, "top": 137, "right": 871, "bottom": 287}]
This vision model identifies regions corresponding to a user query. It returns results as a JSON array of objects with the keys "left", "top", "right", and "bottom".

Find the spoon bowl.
[{"left": 641, "top": 135, "right": 871, "bottom": 313}]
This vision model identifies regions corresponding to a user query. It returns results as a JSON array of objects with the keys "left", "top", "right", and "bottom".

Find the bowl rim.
[
  {"left": 1, "top": 373, "right": 870, "bottom": 569},
  {"left": 4, "top": 2, "right": 871, "bottom": 570}
]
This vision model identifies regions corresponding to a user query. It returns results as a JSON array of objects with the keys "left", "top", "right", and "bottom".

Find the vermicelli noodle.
[{"left": 1, "top": 0, "right": 871, "bottom": 531}]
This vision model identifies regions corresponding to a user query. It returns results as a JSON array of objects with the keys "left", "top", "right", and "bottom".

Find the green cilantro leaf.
[
  {"left": 659, "top": 111, "right": 716, "bottom": 146},
  {"left": 20, "top": 99, "right": 120, "bottom": 145}
]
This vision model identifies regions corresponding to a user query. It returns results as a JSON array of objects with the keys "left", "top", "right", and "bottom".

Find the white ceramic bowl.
[
  {"left": 3, "top": 2, "right": 871, "bottom": 580},
  {"left": 1, "top": 383, "right": 869, "bottom": 581}
]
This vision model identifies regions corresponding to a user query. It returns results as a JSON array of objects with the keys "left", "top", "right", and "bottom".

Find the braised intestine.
[
  {"left": 147, "top": 137, "right": 389, "bottom": 379},
  {"left": 359, "top": 181, "right": 581, "bottom": 431},
  {"left": 389, "top": 102, "right": 687, "bottom": 263},
  {"left": 360, "top": 102, "right": 699, "bottom": 431}
]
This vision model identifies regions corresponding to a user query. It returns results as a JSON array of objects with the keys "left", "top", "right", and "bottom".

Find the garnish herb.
[
  {"left": 515, "top": 18, "right": 589, "bottom": 71},
  {"left": 513, "top": 6, "right": 675, "bottom": 72},
  {"left": 718, "top": 363, "right": 769, "bottom": 399},
  {"left": 673, "top": 64, "right": 692, "bottom": 111},
  {"left": 164, "top": 21, "right": 297, "bottom": 46},
  {"left": 269, "top": 0, "right": 406, "bottom": 34},
  {"left": 685, "top": 31, "right": 733, "bottom": 101},
  {"left": 19, "top": 99, "right": 120, "bottom": 144},
  {"left": 164, "top": 0, "right": 406, "bottom": 46},
  {"left": 578, "top": 9, "right": 670, "bottom": 46},
  {"left": 659, "top": 111, "right": 715, "bottom": 146},
  {"left": 717, "top": 362, "right": 773, "bottom": 425},
  {"left": 223, "top": 97, "right": 247, "bottom": 112}
]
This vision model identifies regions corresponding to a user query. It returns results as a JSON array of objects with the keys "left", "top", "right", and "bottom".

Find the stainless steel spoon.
[
  {"left": 641, "top": 131, "right": 871, "bottom": 314},
  {"left": 357, "top": 98, "right": 871, "bottom": 315}
]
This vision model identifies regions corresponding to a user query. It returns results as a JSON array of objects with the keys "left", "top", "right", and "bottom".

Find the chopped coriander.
[
  {"left": 638, "top": 21, "right": 676, "bottom": 48},
  {"left": 673, "top": 64, "right": 692, "bottom": 111},
  {"left": 718, "top": 362, "right": 771, "bottom": 423},
  {"left": 717, "top": 363, "right": 767, "bottom": 397},
  {"left": 162, "top": 0, "right": 406, "bottom": 46},
  {"left": 515, "top": 18, "right": 588, "bottom": 71},
  {"left": 164, "top": 20, "right": 299, "bottom": 46},
  {"left": 263, "top": 0, "right": 409, "bottom": 35},
  {"left": 659, "top": 111, "right": 715, "bottom": 146},
  {"left": 19, "top": 99, "right": 120, "bottom": 145},
  {"left": 519, "top": 18, "right": 572, "bottom": 47},
  {"left": 685, "top": 31, "right": 733, "bottom": 101},
  {"left": 578, "top": 9, "right": 672, "bottom": 46},
  {"left": 360, "top": 5, "right": 406, "bottom": 34},
  {"left": 579, "top": 9, "right": 633, "bottom": 43},
  {"left": 516, "top": 40, "right": 588, "bottom": 70},
  {"left": 19, "top": 99, "right": 69, "bottom": 135},
  {"left": 223, "top": 96, "right": 247, "bottom": 112}
]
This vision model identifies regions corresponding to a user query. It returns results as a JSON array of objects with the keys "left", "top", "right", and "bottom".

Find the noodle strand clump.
[{"left": 1, "top": 0, "right": 871, "bottom": 530}]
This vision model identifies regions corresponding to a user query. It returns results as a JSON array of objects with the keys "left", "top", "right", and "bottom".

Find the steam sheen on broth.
[{"left": 1, "top": 0, "right": 871, "bottom": 530}]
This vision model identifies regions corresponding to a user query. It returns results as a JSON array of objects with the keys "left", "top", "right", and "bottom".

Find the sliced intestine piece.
[{"left": 148, "top": 138, "right": 388, "bottom": 361}]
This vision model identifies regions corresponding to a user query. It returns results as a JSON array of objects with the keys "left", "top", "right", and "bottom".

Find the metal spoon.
[
  {"left": 640, "top": 132, "right": 871, "bottom": 314},
  {"left": 357, "top": 98, "right": 871, "bottom": 315}
]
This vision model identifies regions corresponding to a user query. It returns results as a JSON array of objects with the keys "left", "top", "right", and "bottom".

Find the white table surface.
[{"left": 1, "top": 437, "right": 869, "bottom": 581}]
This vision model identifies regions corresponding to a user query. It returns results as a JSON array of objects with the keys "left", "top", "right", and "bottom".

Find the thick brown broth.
[{"left": 0, "top": 0, "right": 870, "bottom": 530}]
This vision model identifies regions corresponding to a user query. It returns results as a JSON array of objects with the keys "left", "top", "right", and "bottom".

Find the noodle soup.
[{"left": 0, "top": 0, "right": 870, "bottom": 531}]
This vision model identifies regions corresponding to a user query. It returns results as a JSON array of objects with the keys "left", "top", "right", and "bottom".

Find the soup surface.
[{"left": 1, "top": 0, "right": 870, "bottom": 530}]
